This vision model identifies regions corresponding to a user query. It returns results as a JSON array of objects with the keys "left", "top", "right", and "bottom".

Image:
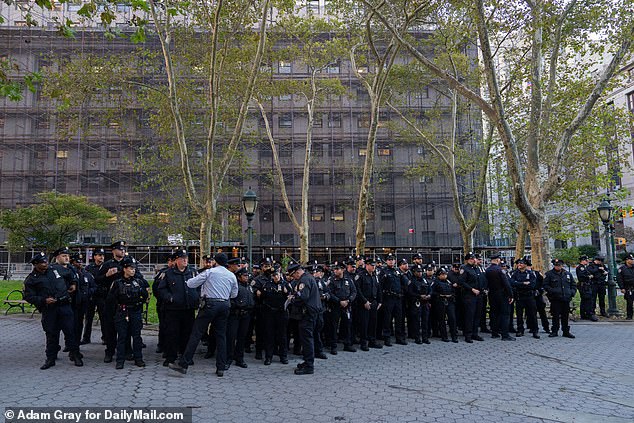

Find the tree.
[
  {"left": 256, "top": 16, "right": 347, "bottom": 264},
  {"left": 0, "top": 192, "right": 113, "bottom": 250},
  {"left": 364, "top": 0, "right": 634, "bottom": 271}
]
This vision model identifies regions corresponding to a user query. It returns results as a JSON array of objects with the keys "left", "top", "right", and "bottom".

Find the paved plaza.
[{"left": 1, "top": 315, "right": 633, "bottom": 423}]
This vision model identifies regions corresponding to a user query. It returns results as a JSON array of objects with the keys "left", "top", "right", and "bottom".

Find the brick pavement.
[{"left": 1, "top": 315, "right": 633, "bottom": 423}]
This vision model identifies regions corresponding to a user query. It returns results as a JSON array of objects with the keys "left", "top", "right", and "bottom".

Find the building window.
[
  {"left": 278, "top": 61, "right": 292, "bottom": 74},
  {"left": 356, "top": 88, "right": 369, "bottom": 102},
  {"left": 279, "top": 94, "right": 292, "bottom": 101},
  {"left": 260, "top": 234, "right": 274, "bottom": 245},
  {"left": 279, "top": 234, "right": 295, "bottom": 245},
  {"left": 37, "top": 118, "right": 49, "bottom": 129},
  {"left": 279, "top": 113, "right": 292, "bottom": 128},
  {"left": 34, "top": 150, "right": 48, "bottom": 160},
  {"left": 420, "top": 231, "right": 436, "bottom": 246},
  {"left": 311, "top": 205, "right": 325, "bottom": 222},
  {"left": 331, "top": 205, "right": 345, "bottom": 221},
  {"left": 331, "top": 233, "right": 345, "bottom": 245},
  {"left": 554, "top": 239, "right": 568, "bottom": 249},
  {"left": 358, "top": 113, "right": 370, "bottom": 128},
  {"left": 307, "top": 0, "right": 320, "bottom": 14},
  {"left": 414, "top": 87, "right": 429, "bottom": 100},
  {"left": 312, "top": 143, "right": 324, "bottom": 157},
  {"left": 56, "top": 150, "right": 68, "bottom": 159},
  {"left": 0, "top": 116, "right": 4, "bottom": 128},
  {"left": 260, "top": 205, "right": 272, "bottom": 222},
  {"left": 279, "top": 207, "right": 292, "bottom": 223},
  {"left": 419, "top": 176, "right": 434, "bottom": 183},
  {"left": 312, "top": 114, "right": 323, "bottom": 128},
  {"left": 627, "top": 91, "right": 634, "bottom": 114},
  {"left": 259, "top": 145, "right": 272, "bottom": 159},
  {"left": 421, "top": 206, "right": 435, "bottom": 219},
  {"left": 309, "top": 173, "right": 325, "bottom": 186},
  {"left": 279, "top": 143, "right": 293, "bottom": 158},
  {"left": 380, "top": 204, "right": 394, "bottom": 221},
  {"left": 382, "top": 232, "right": 396, "bottom": 245},
  {"left": 331, "top": 143, "right": 343, "bottom": 157},
  {"left": 311, "top": 233, "right": 326, "bottom": 246},
  {"left": 359, "top": 148, "right": 367, "bottom": 156},
  {"left": 377, "top": 145, "right": 391, "bottom": 156},
  {"left": 365, "top": 232, "right": 375, "bottom": 246},
  {"left": 331, "top": 171, "right": 346, "bottom": 186},
  {"left": 326, "top": 61, "right": 340, "bottom": 74},
  {"left": 328, "top": 112, "right": 341, "bottom": 128}
]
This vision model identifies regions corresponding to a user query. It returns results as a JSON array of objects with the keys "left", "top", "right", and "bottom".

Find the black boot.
[{"left": 40, "top": 359, "right": 55, "bottom": 370}]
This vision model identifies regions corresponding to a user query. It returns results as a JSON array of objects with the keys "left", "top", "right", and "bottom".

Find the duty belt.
[{"left": 205, "top": 298, "right": 228, "bottom": 304}]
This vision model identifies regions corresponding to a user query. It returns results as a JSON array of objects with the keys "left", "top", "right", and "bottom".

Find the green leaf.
[
  {"left": 130, "top": 27, "right": 146, "bottom": 44},
  {"left": 77, "top": 3, "right": 97, "bottom": 19},
  {"left": 101, "top": 10, "right": 116, "bottom": 25},
  {"left": 130, "top": 0, "right": 150, "bottom": 13},
  {"left": 35, "top": 0, "right": 53, "bottom": 10}
]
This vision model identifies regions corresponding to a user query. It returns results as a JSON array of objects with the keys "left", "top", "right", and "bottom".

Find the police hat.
[
  {"left": 376, "top": 257, "right": 384, "bottom": 264},
  {"left": 345, "top": 258, "right": 355, "bottom": 266},
  {"left": 412, "top": 253, "right": 423, "bottom": 260},
  {"left": 355, "top": 255, "right": 364, "bottom": 262},
  {"left": 452, "top": 262, "right": 461, "bottom": 268},
  {"left": 173, "top": 249, "right": 188, "bottom": 259},
  {"left": 464, "top": 252, "right": 476, "bottom": 261},
  {"left": 331, "top": 260, "right": 345, "bottom": 269},
  {"left": 625, "top": 254, "right": 634, "bottom": 261},
  {"left": 52, "top": 246, "right": 71, "bottom": 257},
  {"left": 287, "top": 262, "right": 301, "bottom": 273},
  {"left": 552, "top": 259, "right": 564, "bottom": 266},
  {"left": 252, "top": 264, "right": 260, "bottom": 270},
  {"left": 436, "top": 267, "right": 448, "bottom": 276},
  {"left": 385, "top": 254, "right": 396, "bottom": 261},
  {"left": 424, "top": 264, "right": 434, "bottom": 271},
  {"left": 593, "top": 256, "right": 605, "bottom": 262},
  {"left": 260, "top": 257, "right": 272, "bottom": 266},
  {"left": 315, "top": 265, "right": 325, "bottom": 273},
  {"left": 411, "top": 264, "right": 423, "bottom": 273},
  {"left": 474, "top": 253, "right": 482, "bottom": 259},
  {"left": 30, "top": 252, "right": 48, "bottom": 265},
  {"left": 397, "top": 258, "right": 408, "bottom": 266},
  {"left": 110, "top": 240, "right": 127, "bottom": 251},
  {"left": 235, "top": 268, "right": 248, "bottom": 277},
  {"left": 70, "top": 252, "right": 84, "bottom": 263},
  {"left": 201, "top": 254, "right": 213, "bottom": 262},
  {"left": 515, "top": 258, "right": 527, "bottom": 265},
  {"left": 121, "top": 256, "right": 136, "bottom": 268},
  {"left": 227, "top": 257, "right": 241, "bottom": 266},
  {"left": 93, "top": 248, "right": 106, "bottom": 256},
  {"left": 579, "top": 255, "right": 589, "bottom": 262},
  {"left": 214, "top": 253, "right": 229, "bottom": 266},
  {"left": 490, "top": 253, "right": 501, "bottom": 260},
  {"left": 365, "top": 258, "right": 376, "bottom": 266}
]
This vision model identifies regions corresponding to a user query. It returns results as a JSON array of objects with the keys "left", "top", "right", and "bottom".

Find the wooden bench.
[{"left": 3, "top": 289, "right": 28, "bottom": 315}]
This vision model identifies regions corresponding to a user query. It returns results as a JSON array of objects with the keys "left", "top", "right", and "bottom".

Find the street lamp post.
[
  {"left": 597, "top": 199, "right": 621, "bottom": 316},
  {"left": 242, "top": 188, "right": 258, "bottom": 270}
]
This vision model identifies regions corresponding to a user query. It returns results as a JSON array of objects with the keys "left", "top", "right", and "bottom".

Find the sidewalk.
[{"left": 1, "top": 315, "right": 633, "bottom": 423}]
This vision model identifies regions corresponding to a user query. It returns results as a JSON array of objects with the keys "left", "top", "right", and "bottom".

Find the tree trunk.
[
  {"left": 527, "top": 214, "right": 549, "bottom": 273},
  {"left": 299, "top": 226, "right": 309, "bottom": 265},
  {"left": 200, "top": 215, "right": 212, "bottom": 256},
  {"left": 514, "top": 216, "right": 528, "bottom": 264},
  {"left": 460, "top": 226, "right": 472, "bottom": 256}
]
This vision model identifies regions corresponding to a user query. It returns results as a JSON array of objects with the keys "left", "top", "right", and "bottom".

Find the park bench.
[{"left": 3, "top": 290, "right": 38, "bottom": 317}]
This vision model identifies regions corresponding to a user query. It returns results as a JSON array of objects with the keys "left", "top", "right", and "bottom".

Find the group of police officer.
[{"left": 24, "top": 242, "right": 626, "bottom": 374}]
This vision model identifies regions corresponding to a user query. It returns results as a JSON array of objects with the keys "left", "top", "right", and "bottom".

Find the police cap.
[
  {"left": 93, "top": 248, "right": 106, "bottom": 256},
  {"left": 287, "top": 262, "right": 301, "bottom": 273},
  {"left": 464, "top": 252, "right": 476, "bottom": 261},
  {"left": 397, "top": 258, "right": 408, "bottom": 266},
  {"left": 579, "top": 255, "right": 589, "bottom": 262},
  {"left": 173, "top": 249, "right": 188, "bottom": 259},
  {"left": 121, "top": 256, "right": 136, "bottom": 268},
  {"left": 227, "top": 257, "right": 241, "bottom": 266},
  {"left": 52, "top": 246, "right": 71, "bottom": 257},
  {"left": 110, "top": 240, "right": 127, "bottom": 251},
  {"left": 411, "top": 264, "right": 423, "bottom": 273},
  {"left": 30, "top": 252, "right": 48, "bottom": 265},
  {"left": 551, "top": 258, "right": 564, "bottom": 266},
  {"left": 436, "top": 267, "right": 448, "bottom": 276}
]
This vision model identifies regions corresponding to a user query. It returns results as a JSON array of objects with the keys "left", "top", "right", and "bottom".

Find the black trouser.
[
  {"left": 508, "top": 301, "right": 515, "bottom": 330},
  {"left": 103, "top": 298, "right": 117, "bottom": 356},
  {"left": 435, "top": 298, "right": 457, "bottom": 340},
  {"left": 330, "top": 305, "right": 352, "bottom": 349},
  {"left": 226, "top": 310, "right": 251, "bottom": 364},
  {"left": 156, "top": 301, "right": 166, "bottom": 350},
  {"left": 625, "top": 291, "right": 634, "bottom": 319},
  {"left": 163, "top": 308, "right": 196, "bottom": 363},
  {"left": 455, "top": 290, "right": 464, "bottom": 331},
  {"left": 549, "top": 298, "right": 571, "bottom": 333},
  {"left": 462, "top": 293, "right": 482, "bottom": 340},
  {"left": 114, "top": 307, "right": 143, "bottom": 363},
  {"left": 357, "top": 301, "right": 379, "bottom": 346},
  {"left": 254, "top": 307, "right": 265, "bottom": 355},
  {"left": 314, "top": 311, "right": 325, "bottom": 354},
  {"left": 73, "top": 301, "right": 88, "bottom": 346},
  {"left": 180, "top": 300, "right": 230, "bottom": 371},
  {"left": 287, "top": 316, "right": 300, "bottom": 353},
  {"left": 489, "top": 291, "right": 510, "bottom": 338},
  {"left": 82, "top": 297, "right": 97, "bottom": 342},
  {"left": 263, "top": 307, "right": 288, "bottom": 360},
  {"left": 515, "top": 296, "right": 538, "bottom": 334},
  {"left": 480, "top": 292, "right": 489, "bottom": 330},
  {"left": 579, "top": 287, "right": 594, "bottom": 318},
  {"left": 382, "top": 295, "right": 405, "bottom": 342},
  {"left": 299, "top": 310, "right": 317, "bottom": 369},
  {"left": 535, "top": 294, "right": 550, "bottom": 331},
  {"left": 592, "top": 285, "right": 606, "bottom": 315},
  {"left": 428, "top": 298, "right": 439, "bottom": 337},
  {"left": 408, "top": 301, "right": 429, "bottom": 341},
  {"left": 42, "top": 303, "right": 78, "bottom": 360}
]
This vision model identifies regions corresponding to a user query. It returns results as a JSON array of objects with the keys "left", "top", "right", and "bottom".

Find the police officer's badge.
[
  {"left": 459, "top": 268, "right": 464, "bottom": 274},
  {"left": 298, "top": 283, "right": 305, "bottom": 290}
]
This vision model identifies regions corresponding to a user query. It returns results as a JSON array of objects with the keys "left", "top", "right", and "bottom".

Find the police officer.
[
  {"left": 458, "top": 252, "right": 485, "bottom": 343},
  {"left": 448, "top": 263, "right": 464, "bottom": 331},
  {"left": 354, "top": 258, "right": 382, "bottom": 350},
  {"left": 259, "top": 268, "right": 292, "bottom": 365},
  {"left": 422, "top": 263, "right": 437, "bottom": 339},
  {"left": 70, "top": 252, "right": 97, "bottom": 349},
  {"left": 379, "top": 254, "right": 407, "bottom": 346},
  {"left": 528, "top": 258, "right": 551, "bottom": 333},
  {"left": 289, "top": 263, "right": 322, "bottom": 375},
  {"left": 50, "top": 247, "right": 79, "bottom": 354},
  {"left": 24, "top": 252, "right": 83, "bottom": 369},
  {"left": 82, "top": 247, "right": 105, "bottom": 345},
  {"left": 157, "top": 248, "right": 199, "bottom": 367},
  {"left": 588, "top": 256, "right": 608, "bottom": 317},
  {"left": 510, "top": 258, "right": 539, "bottom": 338},
  {"left": 617, "top": 253, "right": 634, "bottom": 320},
  {"left": 576, "top": 255, "right": 598, "bottom": 321},
  {"left": 226, "top": 267, "right": 255, "bottom": 369},
  {"left": 153, "top": 252, "right": 175, "bottom": 356},
  {"left": 544, "top": 259, "right": 577, "bottom": 338},
  {"left": 108, "top": 256, "right": 148, "bottom": 369},
  {"left": 95, "top": 241, "right": 128, "bottom": 363},
  {"left": 433, "top": 267, "right": 458, "bottom": 343},
  {"left": 313, "top": 265, "right": 329, "bottom": 359},
  {"left": 407, "top": 264, "right": 432, "bottom": 344},
  {"left": 328, "top": 260, "right": 357, "bottom": 354},
  {"left": 251, "top": 257, "right": 273, "bottom": 360},
  {"left": 486, "top": 254, "right": 514, "bottom": 341}
]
